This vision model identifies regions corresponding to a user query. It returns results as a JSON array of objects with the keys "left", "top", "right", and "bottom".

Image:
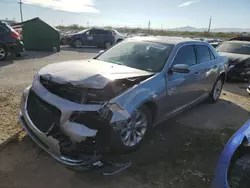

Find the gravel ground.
[{"left": 0, "top": 48, "right": 250, "bottom": 188}]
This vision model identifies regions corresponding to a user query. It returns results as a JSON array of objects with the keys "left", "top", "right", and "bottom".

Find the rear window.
[
  {"left": 195, "top": 45, "right": 211, "bottom": 63},
  {"left": 217, "top": 42, "right": 250, "bottom": 55}
]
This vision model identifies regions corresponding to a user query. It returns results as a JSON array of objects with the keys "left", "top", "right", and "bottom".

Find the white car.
[{"left": 110, "top": 29, "right": 126, "bottom": 43}]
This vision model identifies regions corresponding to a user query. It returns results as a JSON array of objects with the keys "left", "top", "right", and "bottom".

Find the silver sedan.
[{"left": 19, "top": 36, "right": 228, "bottom": 169}]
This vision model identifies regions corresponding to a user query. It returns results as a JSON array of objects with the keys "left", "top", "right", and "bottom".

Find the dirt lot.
[{"left": 0, "top": 48, "right": 250, "bottom": 188}]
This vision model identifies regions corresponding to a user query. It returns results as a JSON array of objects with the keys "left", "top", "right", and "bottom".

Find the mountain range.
[{"left": 167, "top": 26, "right": 250, "bottom": 33}]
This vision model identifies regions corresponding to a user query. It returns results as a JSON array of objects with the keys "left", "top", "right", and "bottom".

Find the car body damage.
[
  {"left": 19, "top": 37, "right": 228, "bottom": 173},
  {"left": 212, "top": 120, "right": 250, "bottom": 188},
  {"left": 19, "top": 58, "right": 155, "bottom": 166}
]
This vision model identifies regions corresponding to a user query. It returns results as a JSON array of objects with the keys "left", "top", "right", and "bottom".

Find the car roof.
[
  {"left": 224, "top": 40, "right": 250, "bottom": 44},
  {"left": 127, "top": 36, "right": 206, "bottom": 45}
]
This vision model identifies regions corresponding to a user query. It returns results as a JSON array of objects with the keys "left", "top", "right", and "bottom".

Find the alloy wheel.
[
  {"left": 121, "top": 110, "right": 148, "bottom": 147},
  {"left": 74, "top": 40, "right": 82, "bottom": 48},
  {"left": 0, "top": 47, "right": 6, "bottom": 60},
  {"left": 213, "top": 79, "right": 223, "bottom": 100},
  {"left": 105, "top": 42, "right": 111, "bottom": 49}
]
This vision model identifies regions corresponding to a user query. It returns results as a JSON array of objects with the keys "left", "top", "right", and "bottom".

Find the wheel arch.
[
  {"left": 143, "top": 100, "right": 158, "bottom": 124},
  {"left": 219, "top": 72, "right": 226, "bottom": 83}
]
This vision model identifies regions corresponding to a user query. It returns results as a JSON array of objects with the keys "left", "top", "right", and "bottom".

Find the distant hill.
[{"left": 167, "top": 26, "right": 250, "bottom": 33}]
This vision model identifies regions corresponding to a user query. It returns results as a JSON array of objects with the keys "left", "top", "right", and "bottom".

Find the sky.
[{"left": 0, "top": 0, "right": 250, "bottom": 29}]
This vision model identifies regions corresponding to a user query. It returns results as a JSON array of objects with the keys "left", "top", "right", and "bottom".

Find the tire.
[
  {"left": 0, "top": 44, "right": 7, "bottom": 60},
  {"left": 111, "top": 105, "right": 153, "bottom": 153},
  {"left": 228, "top": 154, "right": 250, "bottom": 188},
  {"left": 104, "top": 41, "right": 112, "bottom": 49},
  {"left": 207, "top": 76, "right": 224, "bottom": 103},
  {"left": 72, "top": 39, "right": 82, "bottom": 48}
]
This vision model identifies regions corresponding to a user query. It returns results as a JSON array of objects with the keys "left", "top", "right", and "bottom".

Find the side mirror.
[
  {"left": 99, "top": 50, "right": 105, "bottom": 54},
  {"left": 170, "top": 64, "right": 190, "bottom": 73}
]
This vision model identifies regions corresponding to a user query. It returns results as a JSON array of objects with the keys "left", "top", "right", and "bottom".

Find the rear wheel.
[
  {"left": 104, "top": 41, "right": 112, "bottom": 49},
  {"left": 208, "top": 76, "right": 224, "bottom": 103},
  {"left": 229, "top": 154, "right": 250, "bottom": 188},
  {"left": 0, "top": 45, "right": 7, "bottom": 60}
]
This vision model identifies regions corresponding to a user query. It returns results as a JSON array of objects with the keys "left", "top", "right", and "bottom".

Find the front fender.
[
  {"left": 212, "top": 120, "right": 250, "bottom": 188},
  {"left": 111, "top": 73, "right": 166, "bottom": 115}
]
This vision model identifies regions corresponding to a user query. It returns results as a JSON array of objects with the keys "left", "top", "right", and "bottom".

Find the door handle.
[{"left": 194, "top": 72, "right": 200, "bottom": 75}]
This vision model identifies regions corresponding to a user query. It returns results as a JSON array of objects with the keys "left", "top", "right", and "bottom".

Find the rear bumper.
[{"left": 6, "top": 40, "right": 24, "bottom": 54}]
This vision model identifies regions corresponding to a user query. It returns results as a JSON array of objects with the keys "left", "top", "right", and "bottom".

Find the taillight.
[{"left": 11, "top": 32, "right": 20, "bottom": 40}]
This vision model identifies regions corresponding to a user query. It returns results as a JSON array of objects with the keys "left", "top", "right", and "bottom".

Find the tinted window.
[
  {"left": 195, "top": 45, "right": 211, "bottom": 63},
  {"left": 96, "top": 29, "right": 109, "bottom": 35},
  {"left": 217, "top": 42, "right": 250, "bottom": 55},
  {"left": 97, "top": 40, "right": 174, "bottom": 72},
  {"left": 89, "top": 29, "right": 96, "bottom": 35},
  {"left": 0, "top": 26, "right": 7, "bottom": 32},
  {"left": 172, "top": 45, "right": 196, "bottom": 66}
]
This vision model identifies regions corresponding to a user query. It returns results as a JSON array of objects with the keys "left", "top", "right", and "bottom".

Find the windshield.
[
  {"left": 77, "top": 29, "right": 88, "bottom": 34},
  {"left": 217, "top": 42, "right": 250, "bottom": 55},
  {"left": 96, "top": 40, "right": 174, "bottom": 72}
]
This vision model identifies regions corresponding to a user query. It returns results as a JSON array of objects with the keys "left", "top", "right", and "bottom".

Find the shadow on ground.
[
  {"left": 0, "top": 51, "right": 55, "bottom": 67},
  {"left": 223, "top": 82, "right": 249, "bottom": 97},
  {"left": 0, "top": 99, "right": 249, "bottom": 188},
  {"left": 60, "top": 45, "right": 102, "bottom": 53}
]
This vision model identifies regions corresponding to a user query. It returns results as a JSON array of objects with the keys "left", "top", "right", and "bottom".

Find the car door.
[
  {"left": 85, "top": 29, "right": 96, "bottom": 46},
  {"left": 164, "top": 45, "right": 199, "bottom": 116},
  {"left": 194, "top": 44, "right": 218, "bottom": 95}
]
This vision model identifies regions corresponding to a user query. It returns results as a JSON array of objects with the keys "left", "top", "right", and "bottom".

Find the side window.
[
  {"left": 0, "top": 26, "right": 7, "bottom": 32},
  {"left": 172, "top": 45, "right": 196, "bottom": 66},
  {"left": 195, "top": 45, "right": 211, "bottom": 63},
  {"left": 89, "top": 29, "right": 96, "bottom": 35},
  {"left": 209, "top": 49, "right": 215, "bottom": 60}
]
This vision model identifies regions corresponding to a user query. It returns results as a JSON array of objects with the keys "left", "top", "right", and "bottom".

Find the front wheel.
[
  {"left": 72, "top": 39, "right": 82, "bottom": 48},
  {"left": 111, "top": 106, "right": 153, "bottom": 153},
  {"left": 229, "top": 154, "right": 250, "bottom": 188},
  {"left": 208, "top": 76, "right": 224, "bottom": 103}
]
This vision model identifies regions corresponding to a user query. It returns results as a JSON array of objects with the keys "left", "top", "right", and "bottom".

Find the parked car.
[
  {"left": 212, "top": 119, "right": 250, "bottom": 188},
  {"left": 0, "top": 21, "right": 24, "bottom": 60},
  {"left": 69, "top": 28, "right": 115, "bottom": 49},
  {"left": 217, "top": 41, "right": 250, "bottom": 81},
  {"left": 19, "top": 37, "right": 228, "bottom": 171},
  {"left": 110, "top": 29, "right": 126, "bottom": 43}
]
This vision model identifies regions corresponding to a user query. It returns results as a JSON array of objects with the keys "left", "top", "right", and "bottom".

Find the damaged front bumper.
[{"left": 19, "top": 82, "right": 132, "bottom": 171}]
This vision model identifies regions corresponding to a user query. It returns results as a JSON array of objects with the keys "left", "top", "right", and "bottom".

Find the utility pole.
[
  {"left": 148, "top": 20, "right": 151, "bottom": 34},
  {"left": 208, "top": 17, "right": 212, "bottom": 32},
  {"left": 87, "top": 21, "right": 89, "bottom": 28},
  {"left": 18, "top": 0, "right": 23, "bottom": 22}
]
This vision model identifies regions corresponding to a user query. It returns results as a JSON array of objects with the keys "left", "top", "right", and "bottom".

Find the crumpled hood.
[
  {"left": 39, "top": 59, "right": 153, "bottom": 89},
  {"left": 219, "top": 52, "right": 250, "bottom": 65}
]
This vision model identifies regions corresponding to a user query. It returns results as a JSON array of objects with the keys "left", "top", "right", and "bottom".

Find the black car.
[
  {"left": 217, "top": 41, "right": 250, "bottom": 81},
  {"left": 68, "top": 28, "right": 115, "bottom": 49},
  {"left": 0, "top": 21, "right": 24, "bottom": 60}
]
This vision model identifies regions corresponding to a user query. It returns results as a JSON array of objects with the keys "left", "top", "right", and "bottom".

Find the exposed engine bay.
[{"left": 40, "top": 74, "right": 152, "bottom": 104}]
